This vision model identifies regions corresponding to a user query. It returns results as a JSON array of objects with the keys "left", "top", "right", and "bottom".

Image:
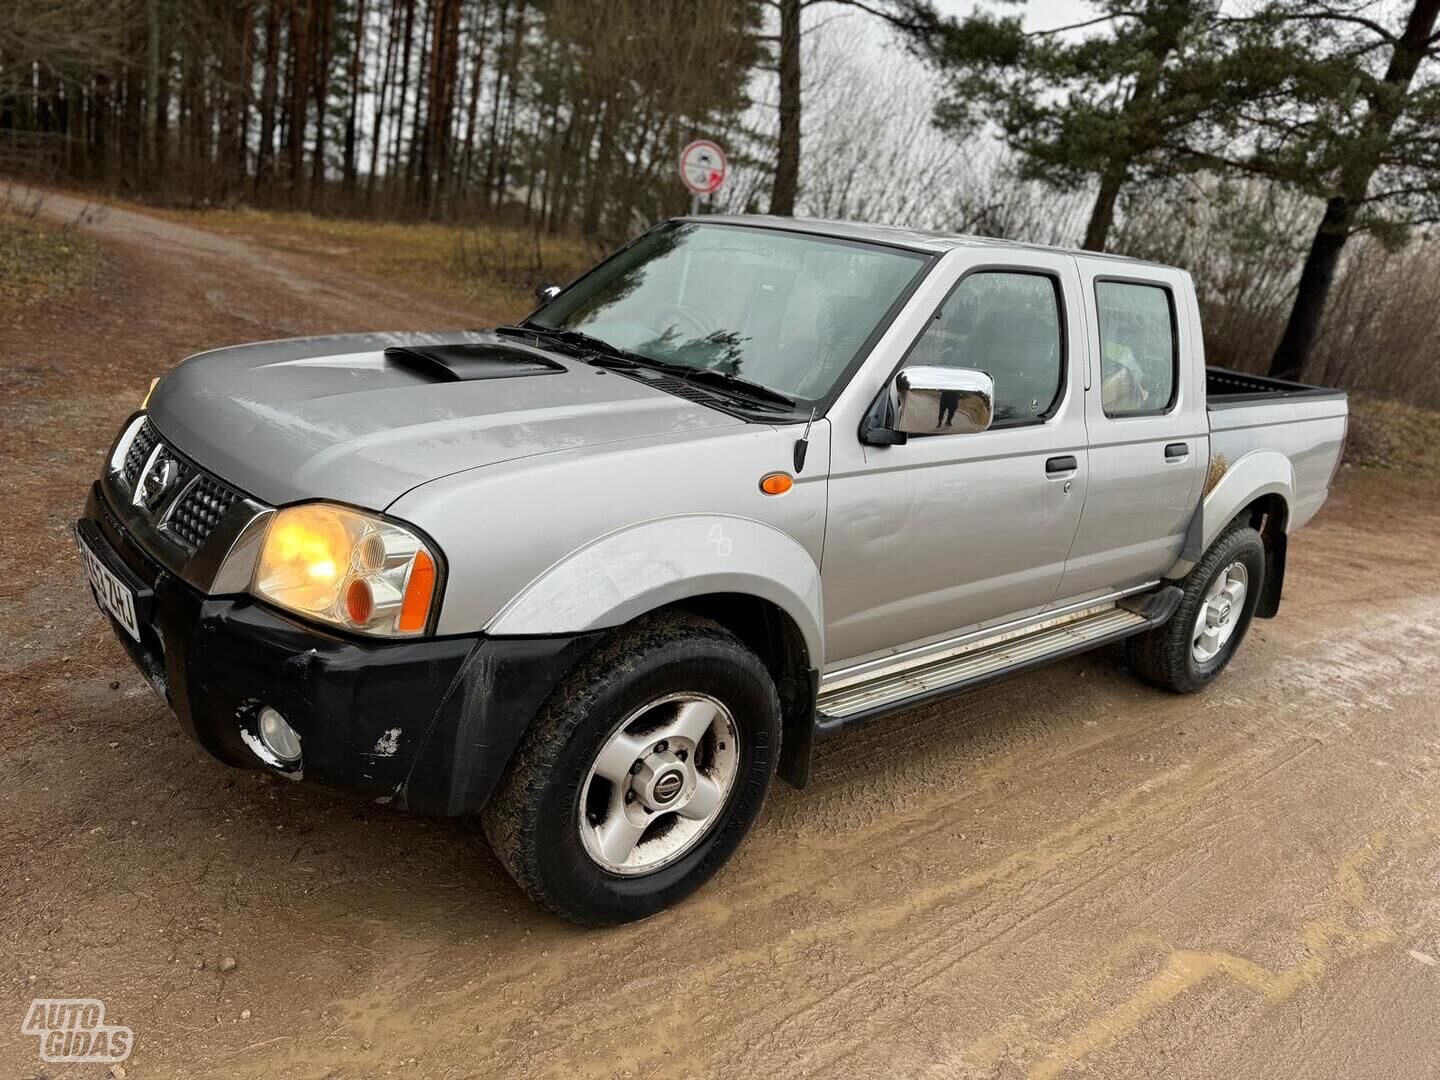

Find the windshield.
[{"left": 529, "top": 222, "right": 930, "bottom": 409}]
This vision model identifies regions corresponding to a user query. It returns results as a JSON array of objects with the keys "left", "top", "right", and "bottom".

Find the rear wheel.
[
  {"left": 483, "top": 611, "right": 780, "bottom": 925},
  {"left": 1126, "top": 521, "right": 1266, "bottom": 693}
]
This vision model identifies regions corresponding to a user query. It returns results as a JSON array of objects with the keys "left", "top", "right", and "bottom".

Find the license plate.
[{"left": 77, "top": 530, "right": 141, "bottom": 641}]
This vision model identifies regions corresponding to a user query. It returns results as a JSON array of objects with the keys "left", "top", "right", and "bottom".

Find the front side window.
[
  {"left": 531, "top": 222, "right": 929, "bottom": 409},
  {"left": 906, "top": 270, "right": 1064, "bottom": 425},
  {"left": 1097, "top": 281, "right": 1177, "bottom": 416}
]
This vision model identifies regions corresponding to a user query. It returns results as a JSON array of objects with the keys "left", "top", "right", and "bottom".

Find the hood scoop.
[{"left": 383, "top": 342, "right": 565, "bottom": 382}]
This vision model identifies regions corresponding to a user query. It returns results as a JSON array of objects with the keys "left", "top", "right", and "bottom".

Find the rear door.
[{"left": 1054, "top": 262, "right": 1207, "bottom": 601}]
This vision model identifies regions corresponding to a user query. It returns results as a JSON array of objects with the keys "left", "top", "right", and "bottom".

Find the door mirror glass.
[
  {"left": 892, "top": 365, "right": 994, "bottom": 435},
  {"left": 534, "top": 283, "right": 563, "bottom": 303}
]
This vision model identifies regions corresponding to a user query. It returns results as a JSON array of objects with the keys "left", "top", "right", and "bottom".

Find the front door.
[{"left": 821, "top": 255, "right": 1090, "bottom": 667}]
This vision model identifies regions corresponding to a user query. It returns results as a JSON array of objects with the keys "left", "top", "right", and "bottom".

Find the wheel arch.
[
  {"left": 1168, "top": 448, "right": 1293, "bottom": 580},
  {"left": 1168, "top": 449, "right": 1292, "bottom": 617},
  {"left": 484, "top": 515, "right": 824, "bottom": 787},
  {"left": 485, "top": 515, "right": 824, "bottom": 658},
  {"left": 668, "top": 593, "right": 818, "bottom": 790}
]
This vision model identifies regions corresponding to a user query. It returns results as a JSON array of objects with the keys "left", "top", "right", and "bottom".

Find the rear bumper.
[{"left": 81, "top": 483, "right": 598, "bottom": 815}]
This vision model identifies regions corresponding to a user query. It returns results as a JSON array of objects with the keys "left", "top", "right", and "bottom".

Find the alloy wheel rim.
[
  {"left": 578, "top": 692, "right": 739, "bottom": 876},
  {"left": 1192, "top": 560, "right": 1249, "bottom": 664}
]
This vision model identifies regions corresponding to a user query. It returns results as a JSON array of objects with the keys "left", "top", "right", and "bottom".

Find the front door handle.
[
  {"left": 1165, "top": 442, "right": 1189, "bottom": 462},
  {"left": 1046, "top": 455, "right": 1078, "bottom": 476}
]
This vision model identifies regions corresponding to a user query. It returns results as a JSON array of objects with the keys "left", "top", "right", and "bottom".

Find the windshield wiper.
[
  {"left": 500, "top": 323, "right": 797, "bottom": 410},
  {"left": 498, "top": 324, "right": 640, "bottom": 364}
]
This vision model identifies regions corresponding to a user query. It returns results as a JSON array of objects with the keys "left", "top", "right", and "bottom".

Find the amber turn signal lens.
[
  {"left": 345, "top": 578, "right": 374, "bottom": 626},
  {"left": 759, "top": 472, "right": 793, "bottom": 495},
  {"left": 398, "top": 550, "right": 436, "bottom": 632}
]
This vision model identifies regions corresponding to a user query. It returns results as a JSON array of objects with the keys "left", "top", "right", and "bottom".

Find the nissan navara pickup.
[{"left": 78, "top": 217, "right": 1348, "bottom": 924}]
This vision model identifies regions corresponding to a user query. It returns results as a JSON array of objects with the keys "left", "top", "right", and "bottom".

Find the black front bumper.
[{"left": 81, "top": 484, "right": 598, "bottom": 816}]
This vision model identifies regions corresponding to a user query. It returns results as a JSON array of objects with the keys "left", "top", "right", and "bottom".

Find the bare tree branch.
[
  {"left": 1025, "top": 11, "right": 1142, "bottom": 37},
  {"left": 799, "top": 0, "right": 925, "bottom": 33},
  {"left": 1217, "top": 9, "right": 1400, "bottom": 42}
]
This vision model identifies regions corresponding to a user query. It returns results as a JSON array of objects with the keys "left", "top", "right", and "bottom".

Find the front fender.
[
  {"left": 485, "top": 514, "right": 826, "bottom": 669},
  {"left": 1167, "top": 448, "right": 1293, "bottom": 577}
]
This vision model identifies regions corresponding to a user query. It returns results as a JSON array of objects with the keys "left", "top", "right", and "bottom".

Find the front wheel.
[
  {"left": 482, "top": 611, "right": 780, "bottom": 925},
  {"left": 1126, "top": 521, "right": 1266, "bottom": 694}
]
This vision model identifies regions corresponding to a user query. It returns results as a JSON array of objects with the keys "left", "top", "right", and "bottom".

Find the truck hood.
[{"left": 147, "top": 330, "right": 744, "bottom": 509}]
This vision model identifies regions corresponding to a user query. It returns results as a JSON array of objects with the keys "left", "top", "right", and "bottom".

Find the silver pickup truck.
[{"left": 78, "top": 217, "right": 1347, "bottom": 923}]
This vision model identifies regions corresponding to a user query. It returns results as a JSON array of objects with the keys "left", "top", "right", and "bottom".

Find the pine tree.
[
  {"left": 1219, "top": 0, "right": 1440, "bottom": 379},
  {"left": 897, "top": 0, "right": 1263, "bottom": 252}
]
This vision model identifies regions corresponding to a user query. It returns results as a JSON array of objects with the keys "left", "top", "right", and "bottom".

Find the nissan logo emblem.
[
  {"left": 653, "top": 771, "right": 684, "bottom": 804},
  {"left": 134, "top": 452, "right": 182, "bottom": 514}
]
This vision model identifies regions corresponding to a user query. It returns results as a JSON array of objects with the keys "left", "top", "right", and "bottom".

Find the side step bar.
[{"left": 815, "top": 586, "right": 1182, "bottom": 733}]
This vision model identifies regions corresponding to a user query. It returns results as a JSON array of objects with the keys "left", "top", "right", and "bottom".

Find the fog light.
[{"left": 257, "top": 706, "right": 302, "bottom": 764}]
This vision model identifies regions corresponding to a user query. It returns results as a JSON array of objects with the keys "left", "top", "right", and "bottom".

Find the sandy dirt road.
[{"left": 2, "top": 195, "right": 1439, "bottom": 1079}]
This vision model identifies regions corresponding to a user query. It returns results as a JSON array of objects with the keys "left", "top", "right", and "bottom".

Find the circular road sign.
[{"left": 680, "top": 140, "right": 727, "bottom": 195}]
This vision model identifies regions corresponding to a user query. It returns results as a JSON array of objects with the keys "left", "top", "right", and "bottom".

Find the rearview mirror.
[
  {"left": 534, "top": 283, "right": 562, "bottom": 303},
  {"left": 892, "top": 365, "right": 994, "bottom": 436}
]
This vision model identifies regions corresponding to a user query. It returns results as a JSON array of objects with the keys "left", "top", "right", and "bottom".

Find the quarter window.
[
  {"left": 907, "top": 271, "right": 1063, "bottom": 425},
  {"left": 1096, "top": 281, "right": 1177, "bottom": 416}
]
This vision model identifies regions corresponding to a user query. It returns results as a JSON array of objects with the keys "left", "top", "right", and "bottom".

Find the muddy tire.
[
  {"left": 482, "top": 610, "right": 780, "bottom": 925},
  {"left": 1126, "top": 521, "right": 1266, "bottom": 694}
]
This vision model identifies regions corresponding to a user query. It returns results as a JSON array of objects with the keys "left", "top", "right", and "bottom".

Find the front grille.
[
  {"left": 123, "top": 421, "right": 159, "bottom": 486},
  {"left": 113, "top": 419, "right": 247, "bottom": 555},
  {"left": 167, "top": 474, "right": 239, "bottom": 551},
  {"left": 103, "top": 421, "right": 266, "bottom": 594}
]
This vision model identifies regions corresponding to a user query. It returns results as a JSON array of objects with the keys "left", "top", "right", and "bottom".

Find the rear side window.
[
  {"left": 907, "top": 271, "right": 1063, "bottom": 425},
  {"left": 1096, "top": 281, "right": 1177, "bottom": 416}
]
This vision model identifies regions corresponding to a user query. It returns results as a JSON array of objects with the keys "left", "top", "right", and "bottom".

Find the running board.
[{"left": 815, "top": 586, "right": 1182, "bottom": 732}]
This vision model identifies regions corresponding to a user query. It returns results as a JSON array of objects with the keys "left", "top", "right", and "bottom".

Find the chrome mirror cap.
[
  {"left": 534, "top": 283, "right": 563, "bottom": 303},
  {"left": 892, "top": 365, "right": 994, "bottom": 436}
]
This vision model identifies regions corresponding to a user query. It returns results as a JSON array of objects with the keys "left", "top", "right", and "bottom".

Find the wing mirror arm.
[{"left": 860, "top": 413, "right": 907, "bottom": 446}]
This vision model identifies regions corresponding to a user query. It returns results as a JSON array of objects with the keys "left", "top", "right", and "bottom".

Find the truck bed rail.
[{"left": 1207, "top": 366, "right": 1346, "bottom": 408}]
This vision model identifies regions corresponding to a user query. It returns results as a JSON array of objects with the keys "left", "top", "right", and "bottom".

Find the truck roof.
[{"left": 685, "top": 214, "right": 1179, "bottom": 271}]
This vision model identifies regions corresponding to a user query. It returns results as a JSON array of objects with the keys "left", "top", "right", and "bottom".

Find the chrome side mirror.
[
  {"left": 534, "top": 283, "right": 562, "bottom": 303},
  {"left": 892, "top": 365, "right": 994, "bottom": 436}
]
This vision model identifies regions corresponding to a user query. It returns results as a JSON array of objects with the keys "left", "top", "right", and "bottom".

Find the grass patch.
[
  {"left": 0, "top": 205, "right": 102, "bottom": 312},
  {"left": 146, "top": 205, "right": 602, "bottom": 321},
  {"left": 1347, "top": 396, "right": 1440, "bottom": 472}
]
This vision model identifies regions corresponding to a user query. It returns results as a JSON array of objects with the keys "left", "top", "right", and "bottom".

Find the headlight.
[{"left": 252, "top": 503, "right": 441, "bottom": 637}]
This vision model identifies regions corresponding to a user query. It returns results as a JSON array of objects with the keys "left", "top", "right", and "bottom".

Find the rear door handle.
[
  {"left": 1165, "top": 442, "right": 1189, "bottom": 462},
  {"left": 1046, "top": 455, "right": 1078, "bottom": 476}
]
